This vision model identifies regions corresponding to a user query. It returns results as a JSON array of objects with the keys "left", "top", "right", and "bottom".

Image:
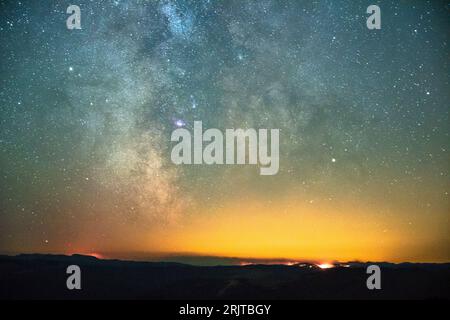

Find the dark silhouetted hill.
[{"left": 0, "top": 254, "right": 449, "bottom": 299}]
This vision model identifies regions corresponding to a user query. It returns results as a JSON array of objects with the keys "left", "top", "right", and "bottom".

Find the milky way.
[{"left": 0, "top": 0, "right": 449, "bottom": 262}]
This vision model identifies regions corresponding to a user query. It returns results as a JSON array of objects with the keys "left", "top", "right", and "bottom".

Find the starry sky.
[{"left": 0, "top": 0, "right": 449, "bottom": 263}]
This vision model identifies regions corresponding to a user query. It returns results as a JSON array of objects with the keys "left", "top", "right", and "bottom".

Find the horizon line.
[{"left": 1, "top": 251, "right": 449, "bottom": 266}]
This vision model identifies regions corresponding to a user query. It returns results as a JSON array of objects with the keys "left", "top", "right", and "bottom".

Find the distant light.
[
  {"left": 69, "top": 66, "right": 73, "bottom": 72},
  {"left": 317, "top": 263, "right": 334, "bottom": 269},
  {"left": 331, "top": 158, "right": 336, "bottom": 163}
]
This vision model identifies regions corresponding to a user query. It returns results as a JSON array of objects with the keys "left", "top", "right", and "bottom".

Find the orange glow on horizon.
[
  {"left": 146, "top": 196, "right": 450, "bottom": 263},
  {"left": 86, "top": 252, "right": 104, "bottom": 259}
]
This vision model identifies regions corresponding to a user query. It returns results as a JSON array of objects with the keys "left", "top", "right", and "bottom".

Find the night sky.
[{"left": 0, "top": 0, "right": 449, "bottom": 263}]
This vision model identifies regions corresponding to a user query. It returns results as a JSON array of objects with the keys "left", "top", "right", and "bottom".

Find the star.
[{"left": 175, "top": 119, "right": 186, "bottom": 127}]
